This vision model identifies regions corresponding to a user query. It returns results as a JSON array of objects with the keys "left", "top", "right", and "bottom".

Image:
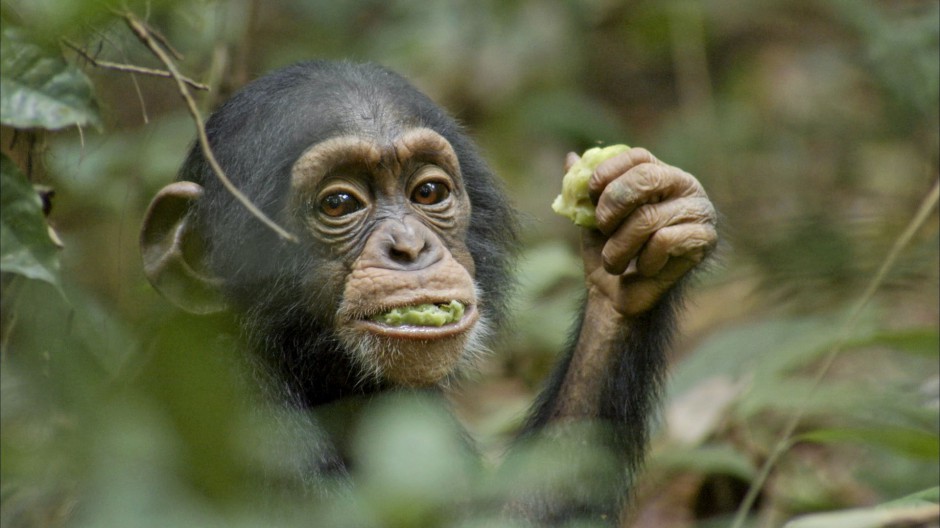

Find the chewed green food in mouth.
[{"left": 372, "top": 301, "right": 466, "bottom": 327}]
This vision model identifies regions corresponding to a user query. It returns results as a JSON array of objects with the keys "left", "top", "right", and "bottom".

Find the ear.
[{"left": 140, "top": 181, "right": 226, "bottom": 314}]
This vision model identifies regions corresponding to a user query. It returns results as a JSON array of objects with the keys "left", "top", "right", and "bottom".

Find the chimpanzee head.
[{"left": 141, "top": 61, "right": 517, "bottom": 393}]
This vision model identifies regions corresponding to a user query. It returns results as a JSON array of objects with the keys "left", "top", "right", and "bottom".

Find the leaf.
[
  {"left": 847, "top": 328, "right": 940, "bottom": 357},
  {"left": 881, "top": 486, "right": 940, "bottom": 508},
  {"left": 800, "top": 427, "right": 940, "bottom": 460},
  {"left": 0, "top": 154, "right": 62, "bottom": 288},
  {"left": 666, "top": 316, "right": 852, "bottom": 398},
  {"left": 0, "top": 29, "right": 101, "bottom": 130},
  {"left": 736, "top": 377, "right": 922, "bottom": 423},
  {"left": 783, "top": 504, "right": 940, "bottom": 528}
]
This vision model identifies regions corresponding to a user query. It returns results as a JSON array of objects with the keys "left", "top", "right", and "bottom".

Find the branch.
[
  {"left": 63, "top": 39, "right": 209, "bottom": 91},
  {"left": 122, "top": 13, "right": 297, "bottom": 243}
]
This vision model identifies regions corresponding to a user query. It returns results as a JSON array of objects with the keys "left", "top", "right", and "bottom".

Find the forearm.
[
  {"left": 510, "top": 287, "right": 682, "bottom": 525},
  {"left": 546, "top": 296, "right": 626, "bottom": 421},
  {"left": 522, "top": 281, "right": 684, "bottom": 441}
]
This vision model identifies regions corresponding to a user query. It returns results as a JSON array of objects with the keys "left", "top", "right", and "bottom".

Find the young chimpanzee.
[{"left": 140, "top": 60, "right": 717, "bottom": 524}]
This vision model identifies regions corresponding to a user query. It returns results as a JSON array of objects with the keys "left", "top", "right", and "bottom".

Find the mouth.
[{"left": 356, "top": 300, "right": 478, "bottom": 340}]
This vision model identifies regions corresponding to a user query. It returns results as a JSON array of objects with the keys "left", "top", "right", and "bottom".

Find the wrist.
[{"left": 583, "top": 289, "right": 629, "bottom": 337}]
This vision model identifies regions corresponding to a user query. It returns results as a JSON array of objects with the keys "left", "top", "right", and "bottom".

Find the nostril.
[
  {"left": 386, "top": 231, "right": 428, "bottom": 263},
  {"left": 388, "top": 245, "right": 418, "bottom": 264},
  {"left": 376, "top": 219, "right": 442, "bottom": 270}
]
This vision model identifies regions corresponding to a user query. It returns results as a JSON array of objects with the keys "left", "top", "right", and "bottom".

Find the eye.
[
  {"left": 320, "top": 192, "right": 362, "bottom": 217},
  {"left": 411, "top": 181, "right": 450, "bottom": 206}
]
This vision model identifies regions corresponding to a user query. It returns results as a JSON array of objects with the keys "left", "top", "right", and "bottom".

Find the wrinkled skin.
[
  {"left": 545, "top": 148, "right": 717, "bottom": 422},
  {"left": 139, "top": 60, "right": 718, "bottom": 526},
  {"left": 286, "top": 129, "right": 482, "bottom": 386},
  {"left": 575, "top": 147, "right": 717, "bottom": 319}
]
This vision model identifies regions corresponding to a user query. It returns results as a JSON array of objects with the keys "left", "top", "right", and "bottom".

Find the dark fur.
[
  {"left": 175, "top": 61, "right": 679, "bottom": 524},
  {"left": 521, "top": 283, "right": 684, "bottom": 522},
  {"left": 181, "top": 61, "right": 517, "bottom": 405}
]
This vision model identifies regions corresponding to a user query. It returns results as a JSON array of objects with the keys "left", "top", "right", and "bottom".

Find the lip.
[{"left": 355, "top": 303, "right": 479, "bottom": 340}]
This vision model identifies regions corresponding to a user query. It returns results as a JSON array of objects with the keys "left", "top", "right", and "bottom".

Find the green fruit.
[
  {"left": 551, "top": 144, "right": 630, "bottom": 228},
  {"left": 373, "top": 300, "right": 466, "bottom": 327}
]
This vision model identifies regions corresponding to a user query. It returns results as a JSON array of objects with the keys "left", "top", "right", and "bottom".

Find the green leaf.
[
  {"left": 736, "top": 377, "right": 925, "bottom": 425},
  {"left": 0, "top": 154, "right": 62, "bottom": 288},
  {"left": 881, "top": 486, "right": 940, "bottom": 507},
  {"left": 847, "top": 328, "right": 940, "bottom": 357},
  {"left": 667, "top": 316, "right": 852, "bottom": 398},
  {"left": 0, "top": 29, "right": 101, "bottom": 130},
  {"left": 783, "top": 504, "right": 940, "bottom": 528},
  {"left": 800, "top": 427, "right": 940, "bottom": 460}
]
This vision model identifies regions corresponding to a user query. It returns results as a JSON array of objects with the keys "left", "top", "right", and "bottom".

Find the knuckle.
[
  {"left": 671, "top": 226, "right": 717, "bottom": 259},
  {"left": 590, "top": 171, "right": 618, "bottom": 199},
  {"left": 592, "top": 159, "right": 626, "bottom": 192},
  {"left": 689, "top": 197, "right": 718, "bottom": 223},
  {"left": 678, "top": 169, "right": 708, "bottom": 198},
  {"left": 629, "top": 163, "right": 659, "bottom": 193},
  {"left": 588, "top": 169, "right": 607, "bottom": 195},
  {"left": 600, "top": 248, "right": 618, "bottom": 272},
  {"left": 601, "top": 237, "right": 629, "bottom": 270},
  {"left": 628, "top": 146, "right": 654, "bottom": 163},
  {"left": 632, "top": 204, "right": 659, "bottom": 232},
  {"left": 595, "top": 180, "right": 635, "bottom": 228},
  {"left": 648, "top": 163, "right": 679, "bottom": 194},
  {"left": 689, "top": 181, "right": 708, "bottom": 200},
  {"left": 594, "top": 203, "right": 613, "bottom": 230},
  {"left": 703, "top": 230, "right": 719, "bottom": 255},
  {"left": 702, "top": 199, "right": 718, "bottom": 221}
]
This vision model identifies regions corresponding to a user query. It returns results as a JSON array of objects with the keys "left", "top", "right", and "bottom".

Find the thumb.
[
  {"left": 579, "top": 228, "right": 607, "bottom": 275},
  {"left": 564, "top": 151, "right": 580, "bottom": 173}
]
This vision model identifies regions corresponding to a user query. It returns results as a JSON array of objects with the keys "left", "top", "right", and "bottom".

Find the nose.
[{"left": 375, "top": 217, "right": 443, "bottom": 271}]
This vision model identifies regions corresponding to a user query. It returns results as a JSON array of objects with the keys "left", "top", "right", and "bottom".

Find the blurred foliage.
[
  {"left": 0, "top": 155, "right": 62, "bottom": 288},
  {"left": 1, "top": 0, "right": 938, "bottom": 527},
  {"left": 0, "top": 29, "right": 101, "bottom": 130}
]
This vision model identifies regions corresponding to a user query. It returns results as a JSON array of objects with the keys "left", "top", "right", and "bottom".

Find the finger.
[
  {"left": 653, "top": 256, "right": 700, "bottom": 286},
  {"left": 588, "top": 147, "right": 660, "bottom": 201},
  {"left": 594, "top": 163, "right": 706, "bottom": 236},
  {"left": 564, "top": 152, "right": 581, "bottom": 173},
  {"left": 601, "top": 196, "right": 715, "bottom": 274},
  {"left": 635, "top": 223, "right": 718, "bottom": 277},
  {"left": 579, "top": 228, "right": 607, "bottom": 276}
]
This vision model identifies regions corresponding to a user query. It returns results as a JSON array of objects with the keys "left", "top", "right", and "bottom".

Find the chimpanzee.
[{"left": 140, "top": 60, "right": 717, "bottom": 524}]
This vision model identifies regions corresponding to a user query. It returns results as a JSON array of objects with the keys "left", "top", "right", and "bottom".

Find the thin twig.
[
  {"left": 127, "top": 62, "right": 149, "bottom": 124},
  {"left": 63, "top": 39, "right": 209, "bottom": 91},
  {"left": 85, "top": 28, "right": 149, "bottom": 123},
  {"left": 730, "top": 178, "right": 940, "bottom": 528},
  {"left": 122, "top": 13, "right": 297, "bottom": 243},
  {"left": 148, "top": 24, "right": 184, "bottom": 61}
]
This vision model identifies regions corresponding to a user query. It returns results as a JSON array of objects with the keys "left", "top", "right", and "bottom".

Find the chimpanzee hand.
[{"left": 566, "top": 147, "right": 717, "bottom": 318}]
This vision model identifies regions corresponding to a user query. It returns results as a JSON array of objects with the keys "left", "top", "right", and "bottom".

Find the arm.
[{"left": 519, "top": 147, "right": 717, "bottom": 522}]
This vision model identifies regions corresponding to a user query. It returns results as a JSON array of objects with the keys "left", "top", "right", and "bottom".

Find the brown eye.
[
  {"left": 412, "top": 181, "right": 450, "bottom": 205},
  {"left": 320, "top": 192, "right": 362, "bottom": 217}
]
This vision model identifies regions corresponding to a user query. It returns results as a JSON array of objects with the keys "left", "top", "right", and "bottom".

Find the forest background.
[{"left": 1, "top": 1, "right": 938, "bottom": 527}]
